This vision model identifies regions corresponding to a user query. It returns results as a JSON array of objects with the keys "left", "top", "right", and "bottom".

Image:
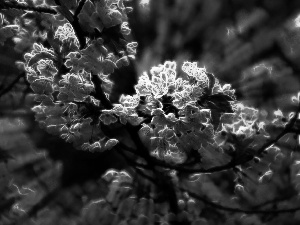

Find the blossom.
[
  {"left": 119, "top": 94, "right": 140, "bottom": 108},
  {"left": 36, "top": 59, "right": 57, "bottom": 78},
  {"left": 54, "top": 23, "right": 79, "bottom": 47},
  {"left": 182, "top": 61, "right": 209, "bottom": 88},
  {"left": 58, "top": 73, "right": 94, "bottom": 102}
]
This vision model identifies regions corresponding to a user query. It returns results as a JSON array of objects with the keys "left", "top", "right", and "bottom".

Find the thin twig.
[
  {"left": 0, "top": 73, "right": 25, "bottom": 98},
  {"left": 116, "top": 146, "right": 155, "bottom": 182}
]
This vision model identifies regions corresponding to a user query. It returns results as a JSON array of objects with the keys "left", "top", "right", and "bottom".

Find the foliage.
[{"left": 0, "top": 0, "right": 300, "bottom": 225}]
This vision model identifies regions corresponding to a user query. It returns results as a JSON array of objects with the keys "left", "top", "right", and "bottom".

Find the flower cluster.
[
  {"left": 128, "top": 61, "right": 287, "bottom": 170},
  {"left": 132, "top": 61, "right": 236, "bottom": 165},
  {"left": 21, "top": 0, "right": 289, "bottom": 172},
  {"left": 54, "top": 23, "right": 79, "bottom": 47},
  {"left": 78, "top": 0, "right": 133, "bottom": 34},
  {"left": 23, "top": 0, "right": 137, "bottom": 151}
]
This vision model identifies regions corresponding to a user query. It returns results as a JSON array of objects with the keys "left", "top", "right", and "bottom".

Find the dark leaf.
[
  {"left": 205, "top": 72, "right": 216, "bottom": 95},
  {"left": 199, "top": 93, "right": 234, "bottom": 129}
]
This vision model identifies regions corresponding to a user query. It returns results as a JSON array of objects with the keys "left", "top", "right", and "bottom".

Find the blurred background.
[{"left": 1, "top": 0, "right": 300, "bottom": 224}]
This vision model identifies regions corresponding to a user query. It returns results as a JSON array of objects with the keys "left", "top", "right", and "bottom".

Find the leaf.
[
  {"left": 127, "top": 116, "right": 143, "bottom": 126},
  {"left": 61, "top": 0, "right": 77, "bottom": 9},
  {"left": 210, "top": 110, "right": 222, "bottom": 131},
  {"left": 199, "top": 93, "right": 234, "bottom": 130},
  {"left": 31, "top": 79, "right": 53, "bottom": 95},
  {"left": 45, "top": 116, "right": 67, "bottom": 127},
  {"left": 55, "top": 4, "right": 74, "bottom": 23},
  {"left": 78, "top": 12, "right": 95, "bottom": 33},
  {"left": 90, "top": 12, "right": 105, "bottom": 32},
  {"left": 116, "top": 56, "right": 129, "bottom": 68},
  {"left": 99, "top": 112, "right": 118, "bottom": 125},
  {"left": 89, "top": 141, "right": 102, "bottom": 152},
  {"left": 44, "top": 104, "right": 64, "bottom": 117},
  {"left": 198, "top": 143, "right": 231, "bottom": 169},
  {"left": 100, "top": 8, "right": 123, "bottom": 28},
  {"left": 205, "top": 72, "right": 216, "bottom": 95},
  {"left": 101, "top": 59, "right": 116, "bottom": 75},
  {"left": 46, "top": 124, "right": 62, "bottom": 135},
  {"left": 116, "top": 197, "right": 136, "bottom": 218},
  {"left": 205, "top": 93, "right": 234, "bottom": 112},
  {"left": 81, "top": 0, "right": 94, "bottom": 15},
  {"left": 0, "top": 26, "right": 17, "bottom": 45},
  {"left": 102, "top": 169, "right": 119, "bottom": 182}
]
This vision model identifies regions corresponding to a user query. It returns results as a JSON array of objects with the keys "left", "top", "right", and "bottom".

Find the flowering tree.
[{"left": 1, "top": 0, "right": 300, "bottom": 225}]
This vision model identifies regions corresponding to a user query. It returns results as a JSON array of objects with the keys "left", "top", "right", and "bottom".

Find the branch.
[
  {"left": 145, "top": 102, "right": 300, "bottom": 174},
  {"left": 257, "top": 103, "right": 300, "bottom": 156},
  {"left": 181, "top": 187, "right": 300, "bottom": 215},
  {"left": 71, "top": 1, "right": 87, "bottom": 49},
  {"left": 0, "top": 73, "right": 25, "bottom": 98},
  {"left": 0, "top": 1, "right": 57, "bottom": 14},
  {"left": 251, "top": 194, "right": 294, "bottom": 210},
  {"left": 91, "top": 74, "right": 113, "bottom": 110},
  {"left": 123, "top": 123, "right": 180, "bottom": 213},
  {"left": 74, "top": 0, "right": 86, "bottom": 18},
  {"left": 54, "top": 0, "right": 86, "bottom": 49},
  {"left": 116, "top": 145, "right": 156, "bottom": 183},
  {"left": 101, "top": 101, "right": 300, "bottom": 177}
]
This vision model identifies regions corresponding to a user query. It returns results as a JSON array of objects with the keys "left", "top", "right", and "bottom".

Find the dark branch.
[
  {"left": 0, "top": 1, "right": 57, "bottom": 14},
  {"left": 74, "top": 0, "right": 86, "bottom": 18},
  {"left": 257, "top": 103, "right": 300, "bottom": 156},
  {"left": 91, "top": 74, "right": 113, "bottom": 110},
  {"left": 181, "top": 187, "right": 300, "bottom": 215},
  {"left": 251, "top": 194, "right": 294, "bottom": 210},
  {"left": 145, "top": 102, "right": 300, "bottom": 174},
  {"left": 54, "top": 0, "right": 86, "bottom": 49},
  {"left": 0, "top": 73, "right": 25, "bottom": 98}
]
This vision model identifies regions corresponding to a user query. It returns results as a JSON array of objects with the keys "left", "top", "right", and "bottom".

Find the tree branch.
[
  {"left": 181, "top": 187, "right": 300, "bottom": 215},
  {"left": 0, "top": 1, "right": 57, "bottom": 14},
  {"left": 74, "top": 0, "right": 86, "bottom": 18},
  {"left": 145, "top": 102, "right": 300, "bottom": 174},
  {"left": 91, "top": 74, "right": 113, "bottom": 110},
  {"left": 257, "top": 103, "right": 300, "bottom": 156},
  {"left": 0, "top": 73, "right": 25, "bottom": 98},
  {"left": 54, "top": 0, "right": 86, "bottom": 49}
]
